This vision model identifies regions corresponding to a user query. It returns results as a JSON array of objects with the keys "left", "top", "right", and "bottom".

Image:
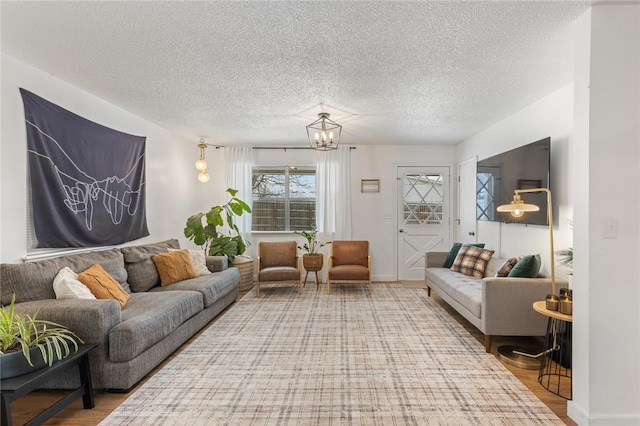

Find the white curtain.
[
  {"left": 224, "top": 146, "right": 253, "bottom": 235},
  {"left": 315, "top": 146, "right": 352, "bottom": 243}
]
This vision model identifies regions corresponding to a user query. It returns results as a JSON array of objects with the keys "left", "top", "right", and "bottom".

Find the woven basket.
[
  {"left": 232, "top": 256, "right": 255, "bottom": 292},
  {"left": 303, "top": 254, "right": 323, "bottom": 271}
]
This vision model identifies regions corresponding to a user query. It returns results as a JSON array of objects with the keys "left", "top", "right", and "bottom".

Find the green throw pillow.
[
  {"left": 443, "top": 242, "right": 485, "bottom": 268},
  {"left": 507, "top": 254, "right": 542, "bottom": 278}
]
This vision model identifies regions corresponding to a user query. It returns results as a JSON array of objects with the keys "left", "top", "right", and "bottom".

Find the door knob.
[{"left": 468, "top": 231, "right": 475, "bottom": 236}]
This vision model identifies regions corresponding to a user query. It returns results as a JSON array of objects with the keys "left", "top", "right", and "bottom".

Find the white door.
[
  {"left": 397, "top": 166, "right": 451, "bottom": 280},
  {"left": 458, "top": 157, "right": 478, "bottom": 244}
]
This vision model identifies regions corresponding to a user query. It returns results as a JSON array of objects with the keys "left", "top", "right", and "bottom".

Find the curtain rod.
[
  {"left": 253, "top": 146, "right": 356, "bottom": 150},
  {"left": 201, "top": 144, "right": 356, "bottom": 151}
]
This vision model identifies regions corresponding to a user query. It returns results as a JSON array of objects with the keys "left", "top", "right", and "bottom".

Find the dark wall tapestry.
[{"left": 21, "top": 88, "right": 149, "bottom": 248}]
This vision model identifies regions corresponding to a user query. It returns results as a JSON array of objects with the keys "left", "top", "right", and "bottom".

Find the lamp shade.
[{"left": 497, "top": 194, "right": 540, "bottom": 218}]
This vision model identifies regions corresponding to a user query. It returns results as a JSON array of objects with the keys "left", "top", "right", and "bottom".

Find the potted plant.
[
  {"left": 294, "top": 228, "right": 330, "bottom": 271},
  {"left": 0, "top": 295, "right": 82, "bottom": 379},
  {"left": 184, "top": 188, "right": 252, "bottom": 261}
]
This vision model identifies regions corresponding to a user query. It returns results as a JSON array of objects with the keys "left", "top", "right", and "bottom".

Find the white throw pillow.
[
  {"left": 169, "top": 248, "right": 211, "bottom": 277},
  {"left": 53, "top": 266, "right": 97, "bottom": 299}
]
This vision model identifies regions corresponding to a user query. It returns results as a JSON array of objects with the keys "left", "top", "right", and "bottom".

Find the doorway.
[{"left": 397, "top": 166, "right": 451, "bottom": 280}]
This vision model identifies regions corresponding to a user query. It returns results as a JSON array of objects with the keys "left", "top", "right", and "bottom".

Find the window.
[{"left": 252, "top": 167, "right": 316, "bottom": 231}]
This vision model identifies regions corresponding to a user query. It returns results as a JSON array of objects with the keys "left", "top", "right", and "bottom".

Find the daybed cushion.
[
  {"left": 1, "top": 248, "right": 128, "bottom": 305},
  {"left": 149, "top": 267, "right": 240, "bottom": 308},
  {"left": 120, "top": 239, "right": 180, "bottom": 292},
  {"left": 109, "top": 291, "right": 203, "bottom": 362},
  {"left": 426, "top": 267, "right": 482, "bottom": 318}
]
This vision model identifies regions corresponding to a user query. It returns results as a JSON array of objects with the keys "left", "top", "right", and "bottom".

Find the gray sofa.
[
  {"left": 425, "top": 251, "right": 567, "bottom": 353},
  {"left": 0, "top": 239, "right": 240, "bottom": 391}
]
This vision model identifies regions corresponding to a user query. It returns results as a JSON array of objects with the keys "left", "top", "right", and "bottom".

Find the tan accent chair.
[
  {"left": 256, "top": 241, "right": 302, "bottom": 297},
  {"left": 327, "top": 240, "right": 372, "bottom": 295}
]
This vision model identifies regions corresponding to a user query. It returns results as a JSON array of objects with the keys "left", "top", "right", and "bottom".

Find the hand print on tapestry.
[{"left": 21, "top": 89, "right": 149, "bottom": 248}]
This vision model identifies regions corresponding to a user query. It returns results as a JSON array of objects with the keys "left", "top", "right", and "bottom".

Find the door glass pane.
[{"left": 403, "top": 173, "right": 443, "bottom": 225}]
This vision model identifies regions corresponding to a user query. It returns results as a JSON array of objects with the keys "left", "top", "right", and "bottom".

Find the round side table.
[{"left": 533, "top": 301, "right": 573, "bottom": 400}]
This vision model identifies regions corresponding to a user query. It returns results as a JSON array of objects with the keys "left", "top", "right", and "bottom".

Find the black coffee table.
[{"left": 1, "top": 343, "right": 97, "bottom": 426}]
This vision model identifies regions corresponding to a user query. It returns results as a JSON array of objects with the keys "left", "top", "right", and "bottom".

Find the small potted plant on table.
[
  {"left": 295, "top": 229, "right": 330, "bottom": 288},
  {"left": 0, "top": 295, "right": 82, "bottom": 379}
]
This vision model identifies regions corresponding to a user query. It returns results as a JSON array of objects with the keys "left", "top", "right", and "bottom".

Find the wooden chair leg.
[
  {"left": 327, "top": 279, "right": 331, "bottom": 294},
  {"left": 485, "top": 335, "right": 492, "bottom": 353},
  {"left": 427, "top": 286, "right": 431, "bottom": 297},
  {"left": 256, "top": 281, "right": 260, "bottom": 298}
]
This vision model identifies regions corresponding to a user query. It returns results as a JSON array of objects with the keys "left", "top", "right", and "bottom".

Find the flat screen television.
[{"left": 476, "top": 137, "right": 550, "bottom": 225}]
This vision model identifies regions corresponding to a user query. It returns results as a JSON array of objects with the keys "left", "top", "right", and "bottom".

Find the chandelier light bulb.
[
  {"left": 198, "top": 170, "right": 210, "bottom": 183},
  {"left": 511, "top": 209, "right": 524, "bottom": 218},
  {"left": 195, "top": 157, "right": 207, "bottom": 171}
]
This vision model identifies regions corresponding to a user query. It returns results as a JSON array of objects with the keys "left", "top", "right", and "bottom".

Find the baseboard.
[
  {"left": 568, "top": 402, "right": 640, "bottom": 426},
  {"left": 371, "top": 275, "right": 396, "bottom": 282}
]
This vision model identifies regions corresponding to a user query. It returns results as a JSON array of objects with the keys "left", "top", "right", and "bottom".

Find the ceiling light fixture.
[
  {"left": 306, "top": 112, "right": 341, "bottom": 151},
  {"left": 195, "top": 138, "right": 210, "bottom": 183}
]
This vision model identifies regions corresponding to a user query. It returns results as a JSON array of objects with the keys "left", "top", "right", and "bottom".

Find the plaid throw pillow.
[
  {"left": 450, "top": 245, "right": 495, "bottom": 278},
  {"left": 496, "top": 256, "right": 522, "bottom": 277}
]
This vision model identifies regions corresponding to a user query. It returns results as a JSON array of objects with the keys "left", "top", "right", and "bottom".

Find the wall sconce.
[{"left": 195, "top": 138, "right": 210, "bottom": 183}]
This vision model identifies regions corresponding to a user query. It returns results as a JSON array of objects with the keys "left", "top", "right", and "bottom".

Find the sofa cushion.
[
  {"left": 149, "top": 267, "right": 240, "bottom": 308},
  {"left": 120, "top": 239, "right": 180, "bottom": 292},
  {"left": 53, "top": 266, "right": 96, "bottom": 300},
  {"left": 152, "top": 250, "right": 198, "bottom": 286},
  {"left": 170, "top": 249, "right": 211, "bottom": 276},
  {"left": 450, "top": 245, "right": 495, "bottom": 278},
  {"left": 508, "top": 254, "right": 542, "bottom": 278},
  {"left": 496, "top": 256, "right": 522, "bottom": 277},
  {"left": 79, "top": 264, "right": 131, "bottom": 307},
  {"left": 426, "top": 268, "right": 482, "bottom": 318},
  {"left": 1, "top": 248, "right": 128, "bottom": 305},
  {"left": 443, "top": 242, "right": 485, "bottom": 268},
  {"left": 109, "top": 291, "right": 203, "bottom": 362}
]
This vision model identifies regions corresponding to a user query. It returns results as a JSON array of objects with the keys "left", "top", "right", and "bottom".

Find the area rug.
[{"left": 100, "top": 284, "right": 563, "bottom": 425}]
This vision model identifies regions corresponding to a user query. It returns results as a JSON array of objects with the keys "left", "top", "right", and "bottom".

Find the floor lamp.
[
  {"left": 495, "top": 187, "right": 557, "bottom": 369},
  {"left": 497, "top": 187, "right": 556, "bottom": 302}
]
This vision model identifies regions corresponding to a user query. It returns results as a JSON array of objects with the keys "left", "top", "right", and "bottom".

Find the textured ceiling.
[{"left": 1, "top": 1, "right": 590, "bottom": 146}]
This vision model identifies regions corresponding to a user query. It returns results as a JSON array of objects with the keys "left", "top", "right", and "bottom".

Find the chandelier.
[{"left": 306, "top": 112, "right": 341, "bottom": 151}]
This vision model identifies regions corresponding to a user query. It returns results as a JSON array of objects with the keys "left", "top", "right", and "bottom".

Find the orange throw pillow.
[
  {"left": 78, "top": 264, "right": 130, "bottom": 307},
  {"left": 152, "top": 250, "right": 198, "bottom": 286}
]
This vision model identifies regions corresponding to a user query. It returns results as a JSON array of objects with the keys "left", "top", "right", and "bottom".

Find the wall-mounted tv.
[{"left": 476, "top": 137, "right": 550, "bottom": 225}]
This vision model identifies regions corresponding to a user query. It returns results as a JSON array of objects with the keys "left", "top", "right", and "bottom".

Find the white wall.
[
  {"left": 456, "top": 83, "right": 575, "bottom": 279},
  {"left": 0, "top": 53, "right": 196, "bottom": 262},
  {"left": 569, "top": 4, "right": 640, "bottom": 425},
  {"left": 202, "top": 145, "right": 456, "bottom": 281}
]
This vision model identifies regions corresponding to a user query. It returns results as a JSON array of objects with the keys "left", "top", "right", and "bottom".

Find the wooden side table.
[
  {"left": 1, "top": 343, "right": 97, "bottom": 426},
  {"left": 533, "top": 301, "right": 573, "bottom": 400}
]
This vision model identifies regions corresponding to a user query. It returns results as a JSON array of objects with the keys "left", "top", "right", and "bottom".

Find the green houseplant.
[
  {"left": 1, "top": 295, "right": 82, "bottom": 378},
  {"left": 184, "top": 188, "right": 252, "bottom": 260},
  {"left": 294, "top": 229, "right": 331, "bottom": 272}
]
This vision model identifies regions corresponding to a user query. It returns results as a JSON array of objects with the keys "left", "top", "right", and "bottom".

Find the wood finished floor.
[{"left": 6, "top": 282, "right": 576, "bottom": 425}]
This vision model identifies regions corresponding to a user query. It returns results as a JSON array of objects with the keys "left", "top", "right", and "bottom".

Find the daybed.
[
  {"left": 0, "top": 239, "right": 240, "bottom": 391},
  {"left": 425, "top": 249, "right": 566, "bottom": 352}
]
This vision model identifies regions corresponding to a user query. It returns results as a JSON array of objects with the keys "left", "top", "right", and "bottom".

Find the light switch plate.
[{"left": 603, "top": 217, "right": 618, "bottom": 239}]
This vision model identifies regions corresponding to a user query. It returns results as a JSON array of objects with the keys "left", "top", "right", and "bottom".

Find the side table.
[
  {"left": 1, "top": 343, "right": 97, "bottom": 426},
  {"left": 302, "top": 254, "right": 323, "bottom": 290},
  {"left": 533, "top": 301, "right": 572, "bottom": 400}
]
